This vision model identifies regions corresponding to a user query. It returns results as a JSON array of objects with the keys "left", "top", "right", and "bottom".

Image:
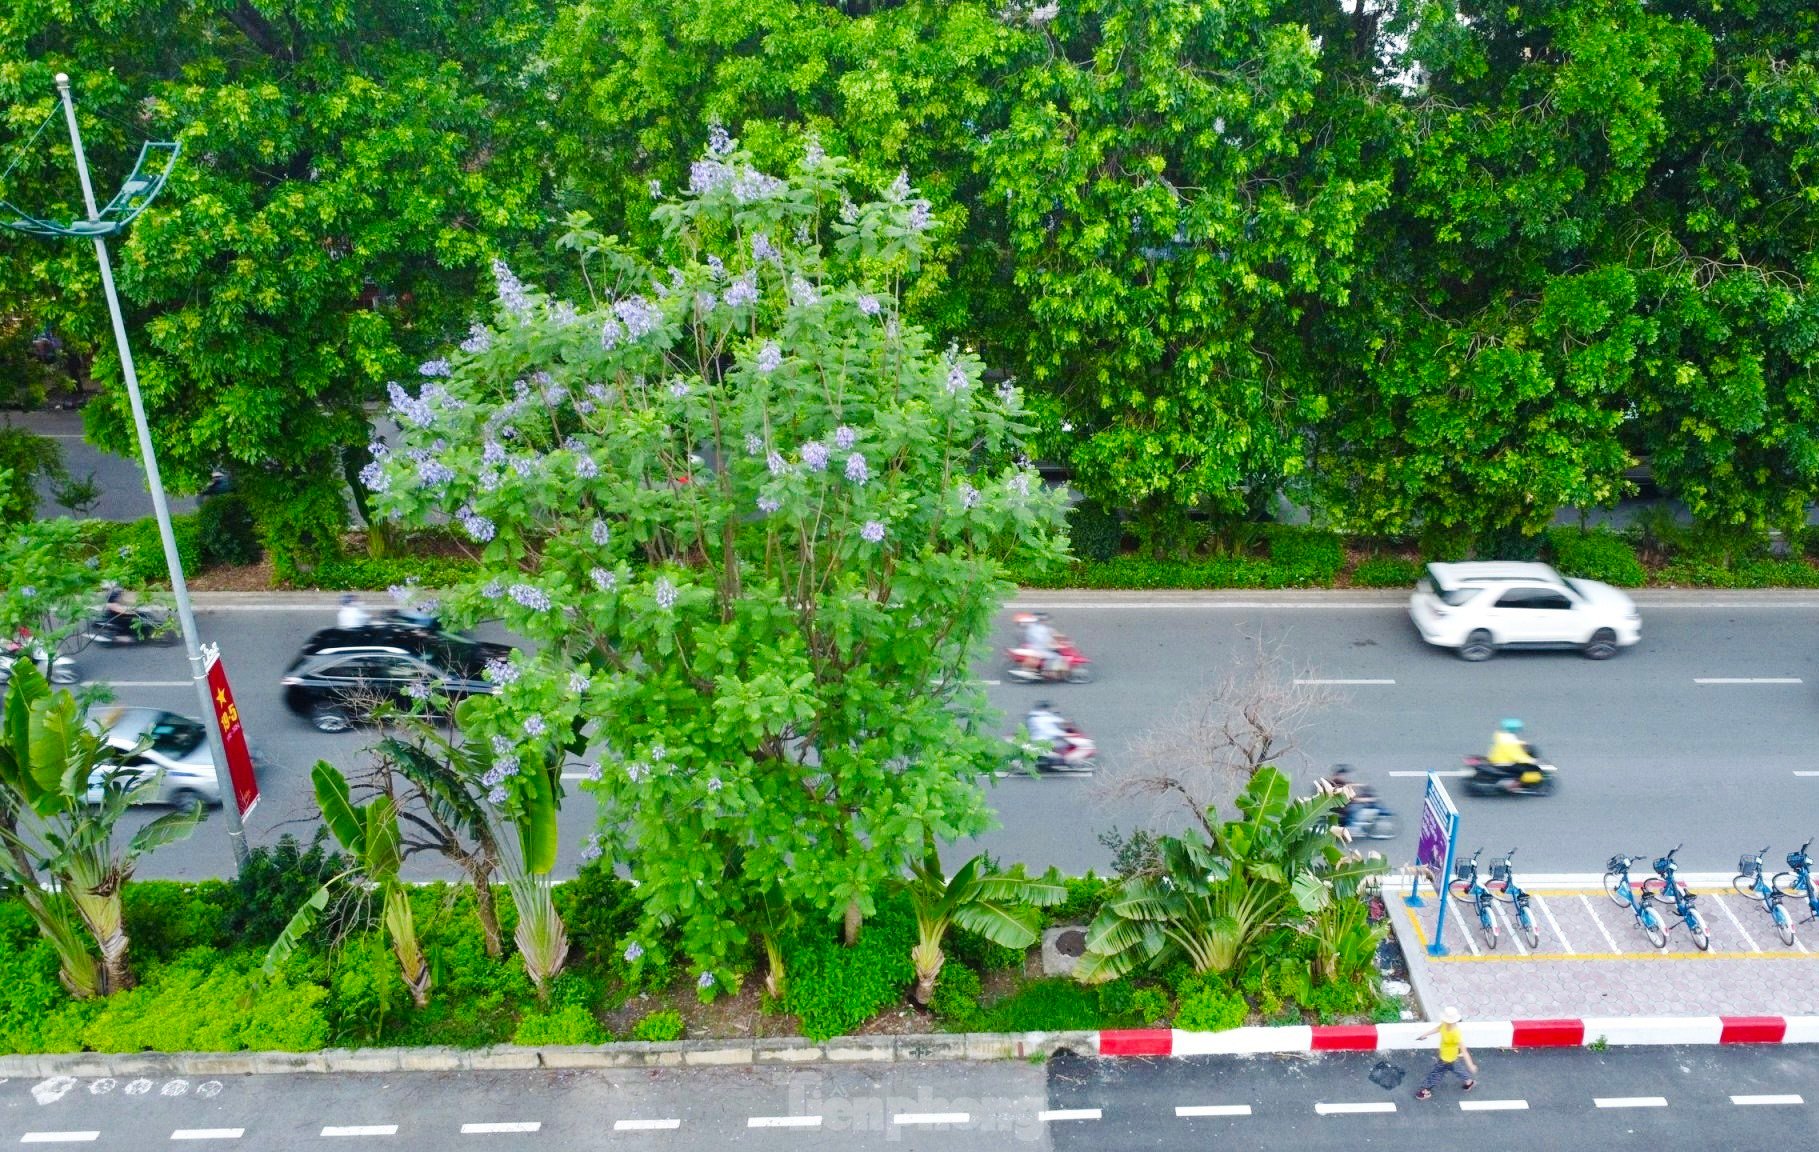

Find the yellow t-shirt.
[{"left": 1438, "top": 1021, "right": 1462, "bottom": 1062}]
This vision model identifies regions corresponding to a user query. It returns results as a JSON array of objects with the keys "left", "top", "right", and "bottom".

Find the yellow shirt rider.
[{"left": 1487, "top": 719, "right": 1542, "bottom": 791}]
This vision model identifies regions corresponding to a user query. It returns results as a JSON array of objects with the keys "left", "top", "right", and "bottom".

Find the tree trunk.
[
  {"left": 69, "top": 887, "right": 133, "bottom": 994},
  {"left": 911, "top": 946, "right": 944, "bottom": 1007},
  {"left": 762, "top": 933, "right": 787, "bottom": 1000},
  {"left": 467, "top": 865, "right": 503, "bottom": 959},
  {"left": 843, "top": 899, "right": 863, "bottom": 946}
]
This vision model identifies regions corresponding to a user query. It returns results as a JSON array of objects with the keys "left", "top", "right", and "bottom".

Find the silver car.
[{"left": 85, "top": 707, "right": 224, "bottom": 808}]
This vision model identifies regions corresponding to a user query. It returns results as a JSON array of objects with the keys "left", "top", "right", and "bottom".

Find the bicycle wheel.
[
  {"left": 1770, "top": 872, "right": 1803, "bottom": 899},
  {"left": 1602, "top": 872, "right": 1630, "bottom": 907},
  {"left": 1450, "top": 881, "right": 1474, "bottom": 902},
  {"left": 1639, "top": 909, "right": 1668, "bottom": 950},
  {"left": 1773, "top": 906, "right": 1796, "bottom": 947},
  {"left": 1518, "top": 907, "right": 1540, "bottom": 949},
  {"left": 1688, "top": 911, "right": 1711, "bottom": 952},
  {"left": 1734, "top": 873, "right": 1763, "bottom": 901},
  {"left": 1478, "top": 906, "right": 1499, "bottom": 950}
]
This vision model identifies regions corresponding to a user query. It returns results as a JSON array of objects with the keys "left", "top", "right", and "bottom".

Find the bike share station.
[{"left": 1384, "top": 773, "right": 1819, "bottom": 1021}]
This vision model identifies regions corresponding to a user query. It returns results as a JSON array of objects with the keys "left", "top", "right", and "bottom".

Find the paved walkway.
[{"left": 1389, "top": 876, "right": 1819, "bottom": 1018}]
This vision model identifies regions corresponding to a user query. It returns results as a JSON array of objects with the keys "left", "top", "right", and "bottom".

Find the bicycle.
[
  {"left": 1489, "top": 847, "right": 1541, "bottom": 949},
  {"left": 1449, "top": 848, "right": 1500, "bottom": 950},
  {"left": 1732, "top": 847, "right": 1796, "bottom": 947},
  {"left": 1771, "top": 838, "right": 1819, "bottom": 924},
  {"left": 1644, "top": 844, "right": 1711, "bottom": 951},
  {"left": 1603, "top": 853, "right": 1668, "bottom": 949}
]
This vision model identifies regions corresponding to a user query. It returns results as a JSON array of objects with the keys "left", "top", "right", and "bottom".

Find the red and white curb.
[{"left": 1098, "top": 1016, "right": 1819, "bottom": 1057}]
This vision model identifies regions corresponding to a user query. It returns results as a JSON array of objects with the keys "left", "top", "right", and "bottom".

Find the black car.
[{"left": 280, "top": 624, "right": 513, "bottom": 732}]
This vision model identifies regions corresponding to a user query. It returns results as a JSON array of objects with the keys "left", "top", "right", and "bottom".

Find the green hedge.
[
  {"left": 81, "top": 514, "right": 203, "bottom": 587},
  {"left": 1018, "top": 527, "right": 1344, "bottom": 589},
  {"left": 1348, "top": 556, "right": 1423, "bottom": 588},
  {"left": 1655, "top": 559, "right": 1819, "bottom": 588},
  {"left": 1546, "top": 527, "right": 1646, "bottom": 587},
  {"left": 296, "top": 554, "right": 481, "bottom": 591}
]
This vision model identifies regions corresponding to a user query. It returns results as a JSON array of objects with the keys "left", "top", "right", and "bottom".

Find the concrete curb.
[{"left": 1100, "top": 1016, "right": 1819, "bottom": 1057}]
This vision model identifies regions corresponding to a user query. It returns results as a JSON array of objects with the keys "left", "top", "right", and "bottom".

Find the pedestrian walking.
[{"left": 1413, "top": 1006, "right": 1477, "bottom": 1100}]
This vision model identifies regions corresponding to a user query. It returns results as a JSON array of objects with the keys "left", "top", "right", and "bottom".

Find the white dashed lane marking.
[
  {"left": 1175, "top": 1105, "right": 1252, "bottom": 1117},
  {"left": 19, "top": 1135, "right": 99, "bottom": 1145},
  {"left": 460, "top": 1123, "right": 541, "bottom": 1134},
  {"left": 1460, "top": 1099, "right": 1529, "bottom": 1111},
  {"left": 1315, "top": 1102, "right": 1396, "bottom": 1115},
  {"left": 891, "top": 1113, "right": 970, "bottom": 1126},
  {"left": 613, "top": 1119, "right": 682, "bottom": 1132},
  {"left": 746, "top": 1117, "right": 822, "bottom": 1129},
  {"left": 321, "top": 1126, "right": 399, "bottom": 1137},
  {"left": 1038, "top": 1109, "right": 1102, "bottom": 1122},
  {"left": 1595, "top": 1097, "right": 1668, "bottom": 1109},
  {"left": 1388, "top": 770, "right": 1468, "bottom": 778},
  {"left": 1732, "top": 1094, "right": 1803, "bottom": 1106},
  {"left": 170, "top": 1130, "right": 244, "bottom": 1141},
  {"left": 1295, "top": 678, "right": 1395, "bottom": 686},
  {"left": 1693, "top": 677, "right": 1802, "bottom": 685}
]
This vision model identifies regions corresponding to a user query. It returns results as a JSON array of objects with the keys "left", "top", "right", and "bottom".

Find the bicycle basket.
[
  {"left": 1653, "top": 857, "right": 1672, "bottom": 875},
  {"left": 1491, "top": 862, "right": 1512, "bottom": 884},
  {"left": 1453, "top": 862, "right": 1473, "bottom": 882},
  {"left": 1791, "top": 851, "right": 1810, "bottom": 871},
  {"left": 1607, "top": 855, "right": 1628, "bottom": 873},
  {"left": 1740, "top": 854, "right": 1759, "bottom": 875}
]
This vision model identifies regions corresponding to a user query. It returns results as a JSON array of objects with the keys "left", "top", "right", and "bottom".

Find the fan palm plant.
[
  {"left": 0, "top": 661, "right": 204, "bottom": 995},
  {"left": 907, "top": 832, "right": 1065, "bottom": 1004}
]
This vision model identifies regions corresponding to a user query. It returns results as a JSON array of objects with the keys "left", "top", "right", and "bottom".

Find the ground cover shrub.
[
  {"left": 227, "top": 831, "right": 349, "bottom": 947},
  {"left": 1130, "top": 985, "right": 1172, "bottom": 1026},
  {"left": 631, "top": 1009, "right": 685, "bottom": 1042},
  {"left": 1173, "top": 973, "right": 1248, "bottom": 1032},
  {"left": 783, "top": 894, "right": 917, "bottom": 1041},
  {"left": 88, "top": 513, "right": 202, "bottom": 585},
  {"left": 78, "top": 950, "right": 330, "bottom": 1053},
  {"left": 929, "top": 961, "right": 983, "bottom": 1029},
  {"left": 977, "top": 978, "right": 1100, "bottom": 1032},
  {"left": 296, "top": 553, "right": 480, "bottom": 591},
  {"left": 1656, "top": 558, "right": 1819, "bottom": 588},
  {"left": 1265, "top": 527, "right": 1344, "bottom": 584},
  {"left": 513, "top": 1003, "right": 608, "bottom": 1045},
  {"left": 1044, "top": 874, "right": 1115, "bottom": 927},
  {"left": 1066, "top": 499, "right": 1124, "bottom": 561},
  {"left": 123, "top": 880, "right": 233, "bottom": 960},
  {"left": 1546, "top": 527, "right": 1645, "bottom": 587},
  {"left": 198, "top": 493, "right": 262, "bottom": 566},
  {"left": 1349, "top": 555, "right": 1423, "bottom": 588}
]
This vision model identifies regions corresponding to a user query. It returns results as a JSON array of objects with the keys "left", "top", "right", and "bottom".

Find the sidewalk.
[{"left": 1388, "top": 874, "right": 1819, "bottom": 1019}]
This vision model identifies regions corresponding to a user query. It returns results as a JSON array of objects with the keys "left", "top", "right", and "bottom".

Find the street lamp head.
[{"left": 54, "top": 72, "right": 69, "bottom": 86}]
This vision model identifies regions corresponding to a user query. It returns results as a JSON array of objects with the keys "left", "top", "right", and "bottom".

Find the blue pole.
[{"left": 1430, "top": 812, "right": 1459, "bottom": 957}]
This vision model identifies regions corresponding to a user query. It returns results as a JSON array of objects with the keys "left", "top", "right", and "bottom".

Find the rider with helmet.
[
  {"left": 337, "top": 593, "right": 372, "bottom": 630},
  {"left": 1013, "top": 611, "right": 1065, "bottom": 679},
  {"left": 1486, "top": 718, "right": 1542, "bottom": 794},
  {"left": 1025, "top": 700, "right": 1068, "bottom": 754}
]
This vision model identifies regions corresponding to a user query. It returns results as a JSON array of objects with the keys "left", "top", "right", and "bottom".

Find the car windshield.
[
  {"left": 146, "top": 714, "right": 205, "bottom": 757},
  {"left": 1420, "top": 571, "right": 1479, "bottom": 607},
  {"left": 418, "top": 634, "right": 487, "bottom": 675}
]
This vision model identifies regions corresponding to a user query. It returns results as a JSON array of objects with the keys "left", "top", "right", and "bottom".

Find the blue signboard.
[{"left": 1405, "top": 772, "right": 1461, "bottom": 956}]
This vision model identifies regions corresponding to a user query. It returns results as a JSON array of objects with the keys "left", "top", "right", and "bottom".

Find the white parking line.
[
  {"left": 1490, "top": 901, "right": 1527, "bottom": 956},
  {"left": 1459, "top": 1099, "right": 1528, "bottom": 1111},
  {"left": 1579, "top": 894, "right": 1624, "bottom": 953},
  {"left": 321, "top": 1127, "right": 399, "bottom": 1137},
  {"left": 1731, "top": 1094, "right": 1803, "bottom": 1106},
  {"left": 892, "top": 1114, "right": 970, "bottom": 1126},
  {"left": 1388, "top": 770, "right": 1469, "bottom": 778},
  {"left": 460, "top": 1123, "right": 541, "bottom": 1134},
  {"left": 1713, "top": 893, "right": 1761, "bottom": 953},
  {"left": 746, "top": 1117, "right": 822, "bottom": 1129},
  {"left": 1447, "top": 899, "right": 1483, "bottom": 956},
  {"left": 1294, "top": 678, "right": 1395, "bottom": 685},
  {"left": 1174, "top": 1105, "right": 1252, "bottom": 1117},
  {"left": 613, "top": 1119, "right": 681, "bottom": 1132},
  {"left": 1037, "top": 1109, "right": 1103, "bottom": 1122},
  {"left": 170, "top": 1132, "right": 244, "bottom": 1142},
  {"left": 1693, "top": 677, "right": 1802, "bottom": 684},
  {"left": 1595, "top": 1097, "right": 1668, "bottom": 1109},
  {"left": 19, "top": 1135, "right": 99, "bottom": 1145},
  {"left": 1315, "top": 1102, "right": 1396, "bottom": 1115},
  {"left": 1534, "top": 896, "right": 1574, "bottom": 954}
]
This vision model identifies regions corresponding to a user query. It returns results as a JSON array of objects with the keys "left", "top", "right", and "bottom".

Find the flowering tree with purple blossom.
[{"left": 362, "top": 132, "right": 1067, "bottom": 995}]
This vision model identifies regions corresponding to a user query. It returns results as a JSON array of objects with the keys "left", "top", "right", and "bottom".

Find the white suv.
[{"left": 1408, "top": 562, "right": 1641, "bottom": 661}]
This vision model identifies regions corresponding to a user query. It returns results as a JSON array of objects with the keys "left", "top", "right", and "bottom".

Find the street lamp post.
[{"left": 47, "top": 73, "right": 250, "bottom": 870}]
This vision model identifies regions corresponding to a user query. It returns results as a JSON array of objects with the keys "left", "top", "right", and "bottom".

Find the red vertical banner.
[{"left": 204, "top": 650, "right": 259, "bottom": 818}]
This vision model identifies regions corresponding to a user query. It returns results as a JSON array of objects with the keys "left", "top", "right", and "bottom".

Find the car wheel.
[
  {"left": 311, "top": 705, "right": 354, "bottom": 733},
  {"left": 1459, "top": 630, "right": 1495, "bottom": 662},
  {"left": 1583, "top": 628, "right": 1618, "bottom": 660},
  {"left": 48, "top": 662, "right": 80, "bottom": 685},
  {"left": 169, "top": 788, "right": 206, "bottom": 812}
]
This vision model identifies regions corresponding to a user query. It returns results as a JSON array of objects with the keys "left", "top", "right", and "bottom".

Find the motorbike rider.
[
  {"left": 337, "top": 593, "right": 372, "bottom": 630},
  {"left": 102, "top": 584, "right": 136, "bottom": 619},
  {"left": 1025, "top": 700, "right": 1070, "bottom": 759},
  {"left": 1486, "top": 718, "right": 1542, "bottom": 794},
  {"left": 1325, "top": 764, "right": 1379, "bottom": 830},
  {"left": 1013, "top": 611, "right": 1066, "bottom": 680}
]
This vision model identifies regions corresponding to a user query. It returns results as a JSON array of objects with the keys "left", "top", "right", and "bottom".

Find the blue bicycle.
[
  {"left": 1603, "top": 853, "right": 1668, "bottom": 949},
  {"left": 1733, "top": 847, "right": 1797, "bottom": 947},
  {"left": 1490, "top": 847, "right": 1541, "bottom": 949},
  {"left": 1772, "top": 838, "right": 1819, "bottom": 924},
  {"left": 1449, "top": 848, "right": 1500, "bottom": 950},
  {"left": 1645, "top": 844, "right": 1711, "bottom": 951}
]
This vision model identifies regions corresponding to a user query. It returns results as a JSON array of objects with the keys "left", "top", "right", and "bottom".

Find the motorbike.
[
  {"left": 1006, "top": 637, "right": 1092, "bottom": 684},
  {"left": 1341, "top": 797, "right": 1399, "bottom": 840},
  {"left": 1462, "top": 754, "right": 1558, "bottom": 797},
  {"left": 84, "top": 606, "right": 177, "bottom": 647},
  {"left": 1008, "top": 724, "right": 1098, "bottom": 774},
  {"left": 0, "top": 639, "right": 79, "bottom": 686}
]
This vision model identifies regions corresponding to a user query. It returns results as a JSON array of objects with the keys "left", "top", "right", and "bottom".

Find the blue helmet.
[{"left": 1500, "top": 718, "right": 1524, "bottom": 733}]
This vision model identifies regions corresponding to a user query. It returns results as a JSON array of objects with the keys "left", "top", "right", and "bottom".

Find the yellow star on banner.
[{"left": 216, "top": 687, "right": 227, "bottom": 707}]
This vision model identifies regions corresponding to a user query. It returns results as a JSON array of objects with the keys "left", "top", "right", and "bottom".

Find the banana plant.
[
  {"left": 1075, "top": 766, "right": 1383, "bottom": 982},
  {"left": 0, "top": 661, "right": 205, "bottom": 995},
  {"left": 907, "top": 831, "right": 1065, "bottom": 1005},
  {"left": 265, "top": 761, "right": 429, "bottom": 1007}
]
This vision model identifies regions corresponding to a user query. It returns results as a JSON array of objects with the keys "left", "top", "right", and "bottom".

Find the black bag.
[{"left": 1368, "top": 1060, "right": 1406, "bottom": 1091}]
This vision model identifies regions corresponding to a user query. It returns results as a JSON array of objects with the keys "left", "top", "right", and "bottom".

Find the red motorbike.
[{"left": 1006, "top": 637, "right": 1092, "bottom": 684}]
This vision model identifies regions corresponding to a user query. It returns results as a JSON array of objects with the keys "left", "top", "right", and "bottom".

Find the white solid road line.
[
  {"left": 1388, "top": 770, "right": 1468, "bottom": 778},
  {"left": 1294, "top": 678, "right": 1395, "bottom": 685},
  {"left": 613, "top": 1119, "right": 682, "bottom": 1132},
  {"left": 19, "top": 1135, "right": 99, "bottom": 1145},
  {"left": 1175, "top": 1105, "right": 1252, "bottom": 1117},
  {"left": 170, "top": 1132, "right": 245, "bottom": 1142},
  {"left": 1693, "top": 677, "right": 1803, "bottom": 684},
  {"left": 892, "top": 1113, "right": 971, "bottom": 1126},
  {"left": 1038, "top": 1109, "right": 1104, "bottom": 1122},
  {"left": 1594, "top": 1097, "right": 1668, "bottom": 1109},
  {"left": 746, "top": 1117, "right": 823, "bottom": 1129},
  {"left": 1315, "top": 1102, "right": 1396, "bottom": 1115},
  {"left": 459, "top": 1122, "right": 542, "bottom": 1134},
  {"left": 1459, "top": 1099, "right": 1529, "bottom": 1112},
  {"left": 321, "top": 1126, "right": 400, "bottom": 1137},
  {"left": 1731, "top": 1094, "right": 1804, "bottom": 1106}
]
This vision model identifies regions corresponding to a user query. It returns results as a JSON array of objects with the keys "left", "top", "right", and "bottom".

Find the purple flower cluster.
[
  {"left": 839, "top": 197, "right": 860, "bottom": 224},
  {"left": 803, "top": 136, "right": 826, "bottom": 167},
  {"left": 460, "top": 323, "right": 492, "bottom": 355},
  {"left": 857, "top": 295, "right": 881, "bottom": 316},
  {"left": 580, "top": 836, "right": 604, "bottom": 862},
  {"left": 654, "top": 577, "right": 679, "bottom": 611},
  {"left": 415, "top": 456, "right": 456, "bottom": 489},
  {"left": 569, "top": 671, "right": 592, "bottom": 694},
  {"left": 888, "top": 170, "right": 912, "bottom": 200},
  {"left": 403, "top": 680, "right": 431, "bottom": 700},
  {"left": 834, "top": 425, "right": 857, "bottom": 450},
  {"left": 614, "top": 295, "right": 662, "bottom": 339},
  {"left": 907, "top": 201, "right": 933, "bottom": 233},
  {"left": 766, "top": 451, "right": 788, "bottom": 477},
  {"left": 458, "top": 508, "right": 496, "bottom": 543},
  {"left": 487, "top": 785, "right": 509, "bottom": 805},
  {"left": 590, "top": 567, "right": 617, "bottom": 592},
  {"left": 689, "top": 158, "right": 731, "bottom": 195},
  {"left": 751, "top": 232, "right": 780, "bottom": 263},
  {"left": 669, "top": 380, "right": 691, "bottom": 398},
  {"left": 575, "top": 454, "right": 599, "bottom": 479},
  {"left": 789, "top": 276, "right": 819, "bottom": 307},
  {"left": 388, "top": 381, "right": 434, "bottom": 428},
  {"left": 757, "top": 495, "right": 781, "bottom": 514},
  {"left": 745, "top": 433, "right": 764, "bottom": 456},
  {"left": 1008, "top": 471, "right": 1032, "bottom": 496},
  {"left": 722, "top": 273, "right": 758, "bottom": 309},
  {"left": 860, "top": 520, "right": 886, "bottom": 543},
  {"left": 648, "top": 178, "right": 663, "bottom": 199},
  {"left": 705, "top": 254, "right": 726, "bottom": 280},
  {"left": 624, "top": 941, "right": 645, "bottom": 964},
  {"left": 591, "top": 519, "right": 611, "bottom": 547},
  {"left": 625, "top": 761, "right": 650, "bottom": 784},
  {"left": 959, "top": 482, "right": 982, "bottom": 509},
  {"left": 697, "top": 972, "right": 716, "bottom": 991},
  {"left": 732, "top": 166, "right": 786, "bottom": 203},
  {"left": 483, "top": 656, "right": 519, "bottom": 685},
  {"left": 509, "top": 583, "right": 552, "bottom": 611},
  {"left": 707, "top": 123, "right": 734, "bottom": 156},
  {"left": 492, "top": 260, "right": 531, "bottom": 317},
  {"left": 482, "top": 439, "right": 506, "bottom": 467},
  {"left": 707, "top": 776, "right": 724, "bottom": 793},
  {"left": 998, "top": 380, "right": 1018, "bottom": 405},
  {"left": 600, "top": 316, "right": 624, "bottom": 350},
  {"left": 695, "top": 290, "right": 716, "bottom": 315},
  {"left": 482, "top": 579, "right": 504, "bottom": 600},
  {"left": 946, "top": 363, "right": 969, "bottom": 394},
  {"left": 757, "top": 342, "right": 783, "bottom": 373},
  {"left": 844, "top": 452, "right": 870, "bottom": 485},
  {"left": 800, "top": 441, "right": 828, "bottom": 472},
  {"left": 358, "top": 460, "right": 388, "bottom": 493},
  {"left": 419, "top": 359, "right": 452, "bottom": 378},
  {"left": 582, "top": 761, "right": 604, "bottom": 782},
  {"left": 523, "top": 714, "right": 547, "bottom": 737}
]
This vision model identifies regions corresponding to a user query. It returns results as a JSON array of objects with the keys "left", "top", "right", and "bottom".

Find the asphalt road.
[
  {"left": 2, "top": 1046, "right": 1813, "bottom": 1149},
  {"left": 58, "top": 591, "right": 1819, "bottom": 879}
]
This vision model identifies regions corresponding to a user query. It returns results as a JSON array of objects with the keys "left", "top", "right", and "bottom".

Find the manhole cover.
[{"left": 1055, "top": 928, "right": 1086, "bottom": 957}]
